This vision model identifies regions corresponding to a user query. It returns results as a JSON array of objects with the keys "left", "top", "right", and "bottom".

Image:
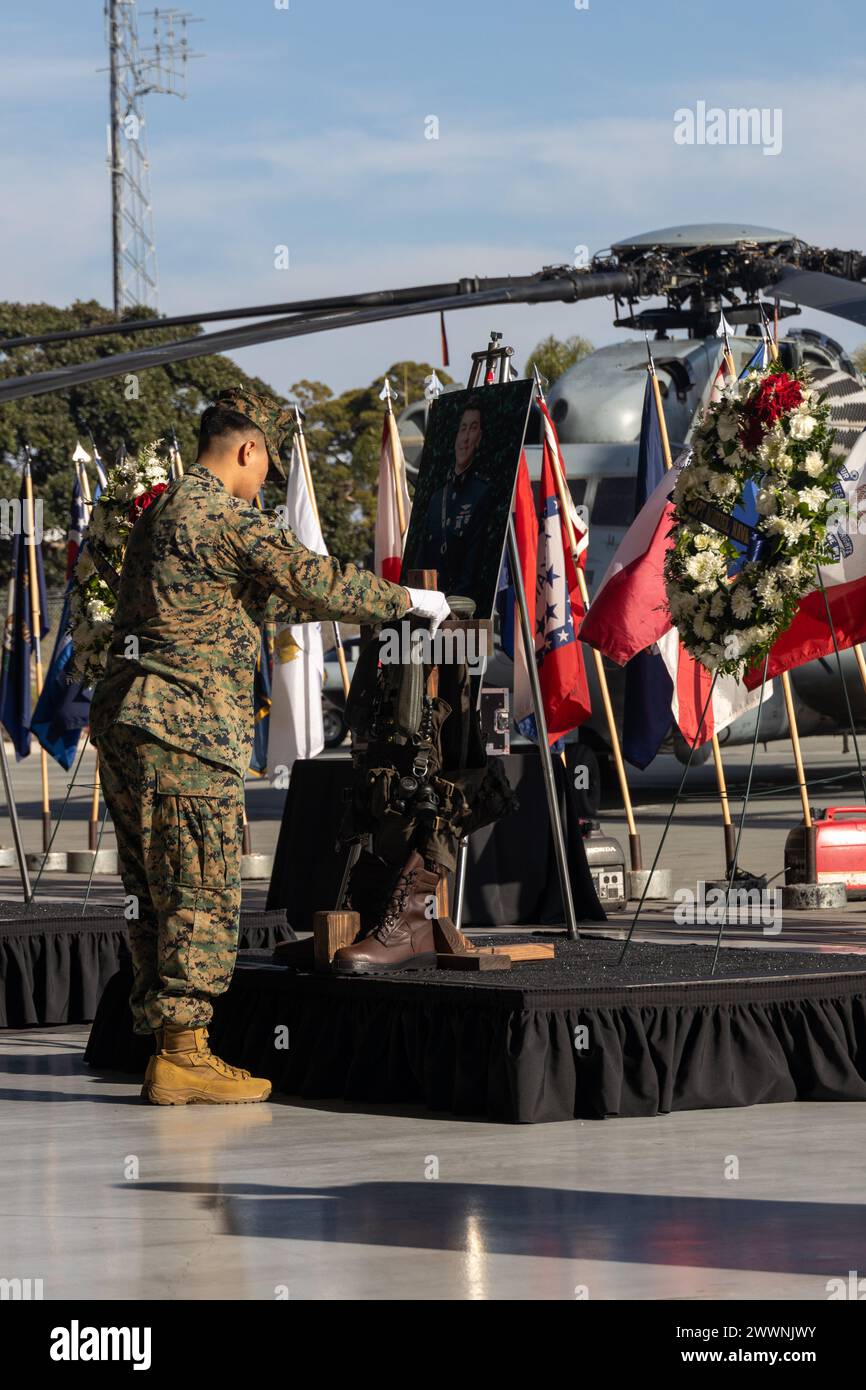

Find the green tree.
[
  {"left": 0, "top": 299, "right": 279, "bottom": 585},
  {"left": 0, "top": 301, "right": 452, "bottom": 579},
  {"left": 523, "top": 334, "right": 594, "bottom": 387}
]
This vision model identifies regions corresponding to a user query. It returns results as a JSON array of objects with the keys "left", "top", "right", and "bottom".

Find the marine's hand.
[{"left": 404, "top": 587, "right": 452, "bottom": 634}]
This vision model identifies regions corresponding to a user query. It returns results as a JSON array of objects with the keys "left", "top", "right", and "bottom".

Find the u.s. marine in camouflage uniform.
[{"left": 90, "top": 387, "right": 446, "bottom": 1104}]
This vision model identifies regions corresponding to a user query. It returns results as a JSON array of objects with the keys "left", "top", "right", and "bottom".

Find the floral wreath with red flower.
[
  {"left": 69, "top": 440, "right": 172, "bottom": 685},
  {"left": 665, "top": 360, "right": 837, "bottom": 679}
]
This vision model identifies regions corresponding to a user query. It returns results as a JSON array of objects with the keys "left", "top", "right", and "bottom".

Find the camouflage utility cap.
[{"left": 214, "top": 387, "right": 294, "bottom": 480}]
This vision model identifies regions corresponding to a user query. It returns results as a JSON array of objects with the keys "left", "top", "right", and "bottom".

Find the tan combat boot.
[
  {"left": 142, "top": 1025, "right": 272, "bottom": 1105},
  {"left": 140, "top": 1027, "right": 163, "bottom": 1100}
]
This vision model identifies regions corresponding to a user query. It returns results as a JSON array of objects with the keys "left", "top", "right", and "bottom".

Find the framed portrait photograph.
[{"left": 400, "top": 379, "right": 534, "bottom": 617}]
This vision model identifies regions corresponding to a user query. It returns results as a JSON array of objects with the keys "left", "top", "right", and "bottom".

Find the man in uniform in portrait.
[
  {"left": 416, "top": 399, "right": 492, "bottom": 601},
  {"left": 89, "top": 387, "right": 449, "bottom": 1105}
]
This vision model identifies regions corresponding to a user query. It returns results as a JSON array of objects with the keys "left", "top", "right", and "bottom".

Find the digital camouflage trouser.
[{"left": 94, "top": 723, "right": 244, "bottom": 1034}]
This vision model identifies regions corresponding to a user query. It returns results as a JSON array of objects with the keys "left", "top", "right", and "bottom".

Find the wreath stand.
[{"left": 621, "top": 559, "right": 866, "bottom": 975}]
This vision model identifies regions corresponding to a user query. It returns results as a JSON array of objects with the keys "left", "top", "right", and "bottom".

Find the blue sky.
[{"left": 3, "top": 0, "right": 865, "bottom": 394}]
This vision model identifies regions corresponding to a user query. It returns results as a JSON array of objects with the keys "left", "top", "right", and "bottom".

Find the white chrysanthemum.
[
  {"left": 708, "top": 470, "right": 738, "bottom": 499},
  {"left": 716, "top": 410, "right": 741, "bottom": 443},
  {"left": 86, "top": 598, "right": 112, "bottom": 623},
  {"left": 709, "top": 591, "right": 726, "bottom": 618},
  {"left": 684, "top": 551, "right": 725, "bottom": 586},
  {"left": 75, "top": 551, "right": 95, "bottom": 581},
  {"left": 778, "top": 556, "right": 804, "bottom": 584},
  {"left": 730, "top": 585, "right": 754, "bottom": 620},
  {"left": 798, "top": 485, "right": 828, "bottom": 511},
  {"left": 755, "top": 575, "right": 783, "bottom": 612}
]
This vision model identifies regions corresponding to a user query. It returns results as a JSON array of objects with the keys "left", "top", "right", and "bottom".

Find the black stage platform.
[
  {"left": 0, "top": 906, "right": 292, "bottom": 1027},
  {"left": 84, "top": 933, "right": 866, "bottom": 1123}
]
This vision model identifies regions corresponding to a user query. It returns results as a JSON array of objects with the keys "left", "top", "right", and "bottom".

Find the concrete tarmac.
[{"left": 1, "top": 733, "right": 865, "bottom": 1300}]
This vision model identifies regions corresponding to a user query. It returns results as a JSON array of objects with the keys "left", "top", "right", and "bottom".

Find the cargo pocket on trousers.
[
  {"left": 150, "top": 764, "right": 244, "bottom": 997},
  {"left": 151, "top": 764, "right": 244, "bottom": 891}
]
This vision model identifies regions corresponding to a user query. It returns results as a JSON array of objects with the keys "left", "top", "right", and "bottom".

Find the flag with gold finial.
[
  {"left": 266, "top": 437, "right": 326, "bottom": 775},
  {"left": 374, "top": 378, "right": 411, "bottom": 581}
]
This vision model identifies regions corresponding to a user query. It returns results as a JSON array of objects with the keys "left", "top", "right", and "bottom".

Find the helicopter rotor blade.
[
  {"left": 0, "top": 269, "right": 636, "bottom": 405},
  {"left": 764, "top": 264, "right": 866, "bottom": 329},
  {"left": 0, "top": 277, "right": 525, "bottom": 352}
]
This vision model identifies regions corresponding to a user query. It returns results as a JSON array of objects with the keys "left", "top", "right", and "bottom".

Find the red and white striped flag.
[{"left": 539, "top": 397, "right": 589, "bottom": 563}]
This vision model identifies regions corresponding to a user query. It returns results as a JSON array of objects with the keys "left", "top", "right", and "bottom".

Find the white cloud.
[{"left": 4, "top": 67, "right": 866, "bottom": 394}]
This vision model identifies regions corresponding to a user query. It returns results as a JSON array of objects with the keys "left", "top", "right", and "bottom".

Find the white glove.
[{"left": 404, "top": 587, "right": 452, "bottom": 634}]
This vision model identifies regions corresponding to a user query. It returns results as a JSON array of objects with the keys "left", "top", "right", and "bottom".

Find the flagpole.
[
  {"left": 762, "top": 331, "right": 821, "bottom": 873},
  {"left": 170, "top": 429, "right": 184, "bottom": 480},
  {"left": 70, "top": 449, "right": 103, "bottom": 853},
  {"left": 647, "top": 348, "right": 736, "bottom": 868},
  {"left": 381, "top": 379, "right": 408, "bottom": 537},
  {"left": 293, "top": 407, "right": 350, "bottom": 699},
  {"left": 74, "top": 443, "right": 93, "bottom": 523},
  {"left": 534, "top": 371, "right": 643, "bottom": 872},
  {"left": 0, "top": 565, "right": 32, "bottom": 899},
  {"left": 77, "top": 460, "right": 102, "bottom": 851},
  {"left": 23, "top": 456, "right": 51, "bottom": 852}
]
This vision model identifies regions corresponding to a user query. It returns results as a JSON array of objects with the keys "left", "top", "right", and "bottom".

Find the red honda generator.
[{"left": 785, "top": 808, "right": 866, "bottom": 899}]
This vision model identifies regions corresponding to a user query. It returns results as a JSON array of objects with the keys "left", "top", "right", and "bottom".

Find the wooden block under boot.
[
  {"left": 313, "top": 910, "right": 360, "bottom": 971},
  {"left": 436, "top": 952, "right": 512, "bottom": 971},
  {"left": 432, "top": 916, "right": 476, "bottom": 956},
  {"left": 483, "top": 943, "right": 555, "bottom": 962}
]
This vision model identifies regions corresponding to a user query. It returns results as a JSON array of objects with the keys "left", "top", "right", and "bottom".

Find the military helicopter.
[
  {"left": 4, "top": 220, "right": 866, "bottom": 782},
  {"left": 397, "top": 224, "right": 866, "bottom": 774}
]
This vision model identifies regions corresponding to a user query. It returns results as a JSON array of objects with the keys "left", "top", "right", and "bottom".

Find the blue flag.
[
  {"left": 728, "top": 339, "right": 767, "bottom": 573},
  {"left": 31, "top": 591, "right": 91, "bottom": 770},
  {"left": 0, "top": 477, "right": 50, "bottom": 759},
  {"left": 621, "top": 375, "right": 674, "bottom": 769},
  {"left": 31, "top": 474, "right": 93, "bottom": 769}
]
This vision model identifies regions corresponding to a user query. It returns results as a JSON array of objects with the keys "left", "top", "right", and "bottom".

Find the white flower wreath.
[
  {"left": 665, "top": 361, "right": 838, "bottom": 678},
  {"left": 69, "top": 441, "right": 171, "bottom": 685}
]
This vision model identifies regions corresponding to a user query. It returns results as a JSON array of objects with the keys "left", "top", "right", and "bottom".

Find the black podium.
[{"left": 266, "top": 749, "right": 605, "bottom": 932}]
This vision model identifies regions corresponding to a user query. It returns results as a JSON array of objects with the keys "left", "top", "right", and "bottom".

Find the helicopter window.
[
  {"left": 552, "top": 399, "right": 568, "bottom": 425},
  {"left": 657, "top": 361, "right": 694, "bottom": 401},
  {"left": 592, "top": 476, "right": 635, "bottom": 525}
]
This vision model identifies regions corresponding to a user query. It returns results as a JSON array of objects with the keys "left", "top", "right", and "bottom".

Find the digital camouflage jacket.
[{"left": 89, "top": 463, "right": 410, "bottom": 774}]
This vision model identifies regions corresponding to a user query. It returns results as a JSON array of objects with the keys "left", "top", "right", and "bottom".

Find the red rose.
[{"left": 128, "top": 482, "right": 167, "bottom": 523}]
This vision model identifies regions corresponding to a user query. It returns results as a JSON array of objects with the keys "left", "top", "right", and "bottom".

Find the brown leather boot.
[
  {"left": 273, "top": 852, "right": 399, "bottom": 968},
  {"left": 332, "top": 850, "right": 439, "bottom": 974}
]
